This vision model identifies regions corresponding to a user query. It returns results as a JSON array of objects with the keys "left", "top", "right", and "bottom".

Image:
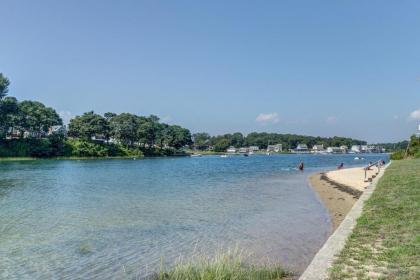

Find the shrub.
[{"left": 390, "top": 150, "right": 405, "bottom": 160}]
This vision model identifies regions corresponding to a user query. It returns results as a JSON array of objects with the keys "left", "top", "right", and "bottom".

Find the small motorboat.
[
  {"left": 354, "top": 157, "right": 360, "bottom": 160},
  {"left": 190, "top": 154, "right": 202, "bottom": 157},
  {"left": 243, "top": 153, "right": 249, "bottom": 157},
  {"left": 266, "top": 152, "right": 271, "bottom": 156},
  {"left": 220, "top": 154, "right": 228, "bottom": 158}
]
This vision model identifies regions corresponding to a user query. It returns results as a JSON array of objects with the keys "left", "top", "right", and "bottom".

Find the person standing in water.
[{"left": 298, "top": 162, "right": 304, "bottom": 171}]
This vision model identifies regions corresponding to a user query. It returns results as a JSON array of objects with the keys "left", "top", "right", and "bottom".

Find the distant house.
[
  {"left": 238, "top": 147, "right": 248, "bottom": 153},
  {"left": 340, "top": 145, "right": 348, "bottom": 153},
  {"left": 361, "top": 145, "right": 368, "bottom": 153},
  {"left": 226, "top": 146, "right": 237, "bottom": 154},
  {"left": 267, "top": 144, "right": 282, "bottom": 153},
  {"left": 91, "top": 135, "right": 107, "bottom": 142},
  {"left": 48, "top": 125, "right": 67, "bottom": 136},
  {"left": 5, "top": 127, "right": 20, "bottom": 139},
  {"left": 312, "top": 144, "right": 324, "bottom": 153},
  {"left": 23, "top": 131, "right": 46, "bottom": 138},
  {"left": 294, "top": 144, "right": 308, "bottom": 153},
  {"left": 248, "top": 146, "right": 260, "bottom": 152},
  {"left": 326, "top": 147, "right": 342, "bottom": 153},
  {"left": 366, "top": 145, "right": 383, "bottom": 153},
  {"left": 351, "top": 145, "right": 361, "bottom": 153}
]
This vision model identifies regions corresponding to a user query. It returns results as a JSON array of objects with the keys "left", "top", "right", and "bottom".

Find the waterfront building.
[
  {"left": 294, "top": 144, "right": 309, "bottom": 153},
  {"left": 226, "top": 146, "right": 237, "bottom": 154},
  {"left": 267, "top": 144, "right": 282, "bottom": 153},
  {"left": 312, "top": 144, "right": 325, "bottom": 153}
]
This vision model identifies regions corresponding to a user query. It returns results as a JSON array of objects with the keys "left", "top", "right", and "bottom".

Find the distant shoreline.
[{"left": 0, "top": 155, "right": 190, "bottom": 161}]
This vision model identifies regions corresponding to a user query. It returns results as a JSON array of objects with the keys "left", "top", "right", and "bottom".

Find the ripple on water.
[{"left": 0, "top": 154, "right": 388, "bottom": 279}]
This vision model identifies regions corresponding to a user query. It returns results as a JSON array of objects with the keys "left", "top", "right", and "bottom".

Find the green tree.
[
  {"left": 68, "top": 111, "right": 109, "bottom": 140},
  {"left": 137, "top": 115, "right": 160, "bottom": 147},
  {"left": 0, "top": 73, "right": 10, "bottom": 99},
  {"left": 192, "top": 132, "right": 211, "bottom": 149},
  {"left": 17, "top": 101, "right": 62, "bottom": 135},
  {"left": 165, "top": 125, "right": 192, "bottom": 149},
  {"left": 109, "top": 113, "right": 140, "bottom": 146},
  {"left": 0, "top": 97, "right": 19, "bottom": 137}
]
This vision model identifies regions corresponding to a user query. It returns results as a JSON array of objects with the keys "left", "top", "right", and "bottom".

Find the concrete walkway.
[{"left": 299, "top": 163, "right": 390, "bottom": 280}]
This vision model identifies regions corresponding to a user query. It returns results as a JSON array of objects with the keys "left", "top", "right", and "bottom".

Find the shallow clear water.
[{"left": 0, "top": 154, "right": 387, "bottom": 279}]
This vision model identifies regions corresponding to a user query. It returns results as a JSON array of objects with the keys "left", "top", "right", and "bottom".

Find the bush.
[
  {"left": 64, "top": 139, "right": 143, "bottom": 157},
  {"left": 390, "top": 135, "right": 420, "bottom": 160},
  {"left": 390, "top": 150, "right": 405, "bottom": 160},
  {"left": 0, "top": 136, "right": 66, "bottom": 157}
]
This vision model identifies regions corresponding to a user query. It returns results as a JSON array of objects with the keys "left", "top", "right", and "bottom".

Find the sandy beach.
[{"left": 309, "top": 165, "right": 381, "bottom": 230}]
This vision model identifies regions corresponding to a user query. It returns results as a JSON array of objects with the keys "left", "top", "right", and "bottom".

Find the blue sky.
[{"left": 1, "top": 0, "right": 419, "bottom": 143}]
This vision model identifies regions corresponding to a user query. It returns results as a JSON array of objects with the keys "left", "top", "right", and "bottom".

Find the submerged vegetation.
[
  {"left": 154, "top": 249, "right": 290, "bottom": 280},
  {"left": 329, "top": 159, "right": 420, "bottom": 279}
]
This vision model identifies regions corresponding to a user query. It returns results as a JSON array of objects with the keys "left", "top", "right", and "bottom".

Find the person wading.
[{"left": 298, "top": 162, "right": 304, "bottom": 171}]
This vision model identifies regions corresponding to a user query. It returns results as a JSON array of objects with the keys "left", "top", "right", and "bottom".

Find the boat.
[
  {"left": 190, "top": 154, "right": 202, "bottom": 157},
  {"left": 220, "top": 154, "right": 228, "bottom": 158},
  {"left": 354, "top": 157, "right": 360, "bottom": 160},
  {"left": 243, "top": 153, "right": 249, "bottom": 157},
  {"left": 266, "top": 152, "right": 270, "bottom": 156}
]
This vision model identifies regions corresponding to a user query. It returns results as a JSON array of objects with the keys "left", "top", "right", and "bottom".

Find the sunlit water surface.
[{"left": 0, "top": 154, "right": 387, "bottom": 279}]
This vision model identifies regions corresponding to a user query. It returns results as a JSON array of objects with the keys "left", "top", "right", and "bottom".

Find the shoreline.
[
  {"left": 0, "top": 155, "right": 192, "bottom": 161},
  {"left": 309, "top": 172, "right": 359, "bottom": 231},
  {"left": 308, "top": 165, "right": 378, "bottom": 231},
  {"left": 301, "top": 163, "right": 390, "bottom": 280}
]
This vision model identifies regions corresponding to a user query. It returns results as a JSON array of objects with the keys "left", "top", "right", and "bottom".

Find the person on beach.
[
  {"left": 298, "top": 162, "right": 304, "bottom": 171},
  {"left": 338, "top": 162, "right": 344, "bottom": 169}
]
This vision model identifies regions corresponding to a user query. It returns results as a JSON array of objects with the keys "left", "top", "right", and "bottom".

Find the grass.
[
  {"left": 153, "top": 249, "right": 290, "bottom": 280},
  {"left": 329, "top": 159, "right": 420, "bottom": 279}
]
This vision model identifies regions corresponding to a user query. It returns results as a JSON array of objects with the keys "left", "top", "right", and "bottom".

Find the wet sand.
[{"left": 309, "top": 172, "right": 359, "bottom": 231}]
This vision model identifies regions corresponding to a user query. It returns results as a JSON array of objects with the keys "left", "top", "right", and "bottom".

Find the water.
[{"left": 0, "top": 154, "right": 387, "bottom": 279}]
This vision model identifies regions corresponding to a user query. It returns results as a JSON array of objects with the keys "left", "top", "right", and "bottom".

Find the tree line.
[
  {"left": 0, "top": 73, "right": 192, "bottom": 157},
  {"left": 192, "top": 132, "right": 367, "bottom": 152},
  {"left": 68, "top": 111, "right": 192, "bottom": 149},
  {"left": 0, "top": 72, "right": 377, "bottom": 157}
]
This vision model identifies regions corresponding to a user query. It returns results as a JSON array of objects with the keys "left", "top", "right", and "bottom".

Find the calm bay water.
[{"left": 0, "top": 154, "right": 387, "bottom": 279}]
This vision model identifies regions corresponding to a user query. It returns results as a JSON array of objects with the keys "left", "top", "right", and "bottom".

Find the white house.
[
  {"left": 48, "top": 125, "right": 67, "bottom": 136},
  {"left": 238, "top": 147, "right": 248, "bottom": 153},
  {"left": 351, "top": 145, "right": 361, "bottom": 153},
  {"left": 294, "top": 144, "right": 309, "bottom": 153},
  {"left": 226, "top": 146, "right": 237, "bottom": 154},
  {"left": 267, "top": 144, "right": 282, "bottom": 153},
  {"left": 248, "top": 146, "right": 260, "bottom": 152},
  {"left": 91, "top": 135, "right": 107, "bottom": 142},
  {"left": 327, "top": 147, "right": 342, "bottom": 153},
  {"left": 340, "top": 145, "right": 348, "bottom": 153},
  {"left": 5, "top": 127, "right": 21, "bottom": 139},
  {"left": 312, "top": 144, "right": 324, "bottom": 153}
]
